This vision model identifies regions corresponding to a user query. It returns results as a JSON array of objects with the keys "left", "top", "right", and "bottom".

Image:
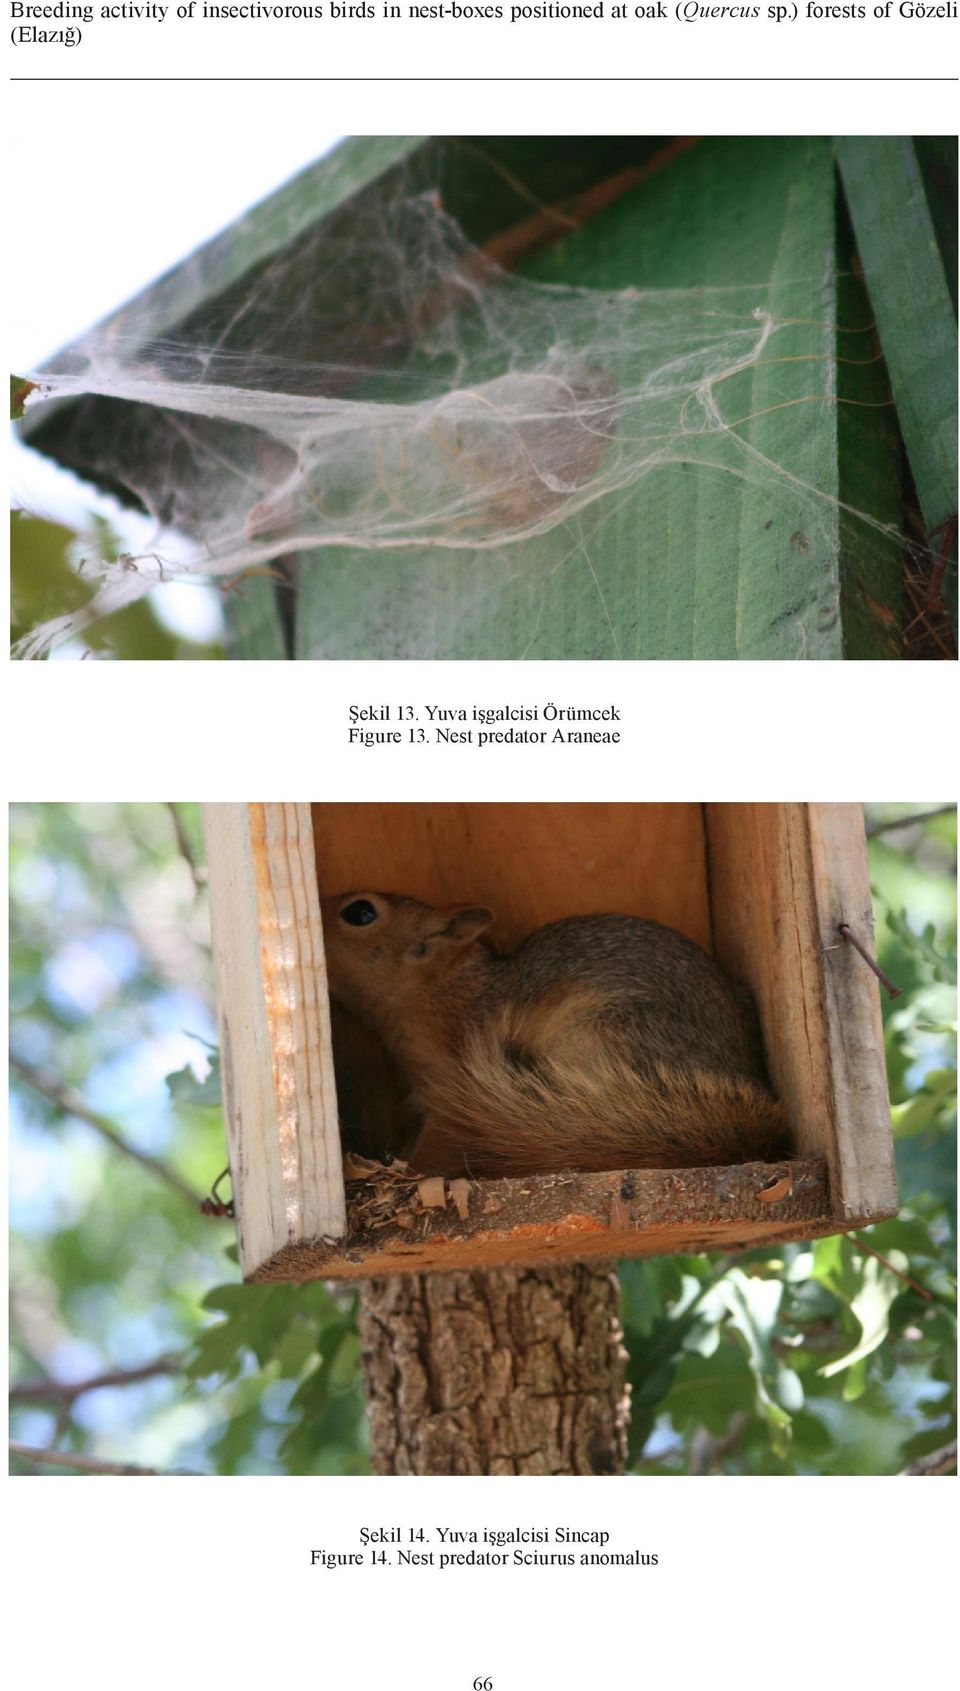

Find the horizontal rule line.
[{"left": 9, "top": 77, "right": 959, "bottom": 82}]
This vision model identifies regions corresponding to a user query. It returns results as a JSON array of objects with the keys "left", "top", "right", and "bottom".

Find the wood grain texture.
[
  {"left": 705, "top": 804, "right": 831, "bottom": 1161},
  {"left": 311, "top": 801, "right": 711, "bottom": 952},
  {"left": 806, "top": 803, "right": 898, "bottom": 1221},
  {"left": 836, "top": 136, "right": 958, "bottom": 536},
  {"left": 204, "top": 804, "right": 345, "bottom": 1276},
  {"left": 251, "top": 1158, "right": 831, "bottom": 1282},
  {"left": 704, "top": 803, "right": 896, "bottom": 1223}
]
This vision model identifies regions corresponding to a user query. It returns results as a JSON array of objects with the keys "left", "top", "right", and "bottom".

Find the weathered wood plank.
[
  {"left": 704, "top": 803, "right": 896, "bottom": 1223},
  {"left": 836, "top": 136, "right": 957, "bottom": 537},
  {"left": 311, "top": 801, "right": 712, "bottom": 953},
  {"left": 806, "top": 803, "right": 898, "bottom": 1222},
  {"left": 705, "top": 805, "right": 832, "bottom": 1161},
  {"left": 250, "top": 1158, "right": 832, "bottom": 1283},
  {"left": 833, "top": 215, "right": 904, "bottom": 661},
  {"left": 204, "top": 803, "right": 345, "bottom": 1277}
]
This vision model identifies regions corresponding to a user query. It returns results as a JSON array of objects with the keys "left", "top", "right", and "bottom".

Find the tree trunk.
[{"left": 358, "top": 1261, "right": 629, "bottom": 1475}]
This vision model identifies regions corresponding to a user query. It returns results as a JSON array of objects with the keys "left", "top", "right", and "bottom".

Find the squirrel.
[{"left": 321, "top": 891, "right": 788, "bottom": 1179}]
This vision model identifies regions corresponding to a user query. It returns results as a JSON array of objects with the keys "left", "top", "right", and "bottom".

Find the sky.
[
  {"left": 11, "top": 102, "right": 342, "bottom": 367},
  {"left": 10, "top": 100, "right": 343, "bottom": 644}
]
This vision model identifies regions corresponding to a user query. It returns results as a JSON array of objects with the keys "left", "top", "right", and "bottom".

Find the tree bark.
[{"left": 358, "top": 1261, "right": 629, "bottom": 1475}]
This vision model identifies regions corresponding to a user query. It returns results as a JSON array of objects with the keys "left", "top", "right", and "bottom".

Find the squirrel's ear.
[
  {"left": 410, "top": 905, "right": 493, "bottom": 960},
  {"left": 440, "top": 906, "right": 494, "bottom": 946}
]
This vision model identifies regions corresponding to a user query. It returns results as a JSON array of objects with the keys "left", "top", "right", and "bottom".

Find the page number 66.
[{"left": 473, "top": 1679, "right": 493, "bottom": 1690}]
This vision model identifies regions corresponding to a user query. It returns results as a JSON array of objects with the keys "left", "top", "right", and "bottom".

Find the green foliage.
[
  {"left": 624, "top": 804, "right": 957, "bottom": 1474},
  {"left": 8, "top": 803, "right": 956, "bottom": 1475},
  {"left": 10, "top": 511, "right": 223, "bottom": 659},
  {"left": 8, "top": 802, "right": 371, "bottom": 1475},
  {"left": 11, "top": 376, "right": 38, "bottom": 420},
  {"left": 11, "top": 512, "right": 92, "bottom": 645},
  {"left": 166, "top": 1050, "right": 222, "bottom": 1109},
  {"left": 183, "top": 1279, "right": 369, "bottom": 1473}
]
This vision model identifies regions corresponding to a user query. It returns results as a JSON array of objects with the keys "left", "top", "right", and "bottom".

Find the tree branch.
[
  {"left": 10, "top": 1056, "right": 202, "bottom": 1207},
  {"left": 901, "top": 1440, "right": 957, "bottom": 1477},
  {"left": 866, "top": 805, "right": 955, "bottom": 838},
  {"left": 9, "top": 1442, "right": 197, "bottom": 1476},
  {"left": 166, "top": 802, "right": 208, "bottom": 897},
  {"left": 688, "top": 1411, "right": 751, "bottom": 1475},
  {"left": 10, "top": 1354, "right": 184, "bottom": 1406},
  {"left": 850, "top": 1233, "right": 934, "bottom": 1301}
]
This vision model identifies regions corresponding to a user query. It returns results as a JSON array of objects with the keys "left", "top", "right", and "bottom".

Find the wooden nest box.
[{"left": 203, "top": 803, "right": 896, "bottom": 1282}]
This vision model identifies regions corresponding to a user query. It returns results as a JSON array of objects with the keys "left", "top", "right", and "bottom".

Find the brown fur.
[
  {"left": 329, "top": 1000, "right": 419, "bottom": 1162},
  {"left": 321, "top": 892, "right": 788, "bottom": 1179}
]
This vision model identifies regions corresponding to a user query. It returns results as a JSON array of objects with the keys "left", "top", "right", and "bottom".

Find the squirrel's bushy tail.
[{"left": 415, "top": 989, "right": 788, "bottom": 1177}]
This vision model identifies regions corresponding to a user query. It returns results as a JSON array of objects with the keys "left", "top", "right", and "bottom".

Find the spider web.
[{"left": 14, "top": 192, "right": 905, "bottom": 658}]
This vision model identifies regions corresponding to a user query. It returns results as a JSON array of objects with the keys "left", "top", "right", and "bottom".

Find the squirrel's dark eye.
[{"left": 340, "top": 899, "right": 379, "bottom": 928}]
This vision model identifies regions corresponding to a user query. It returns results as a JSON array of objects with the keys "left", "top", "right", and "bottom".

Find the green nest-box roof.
[{"left": 19, "top": 136, "right": 957, "bottom": 660}]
